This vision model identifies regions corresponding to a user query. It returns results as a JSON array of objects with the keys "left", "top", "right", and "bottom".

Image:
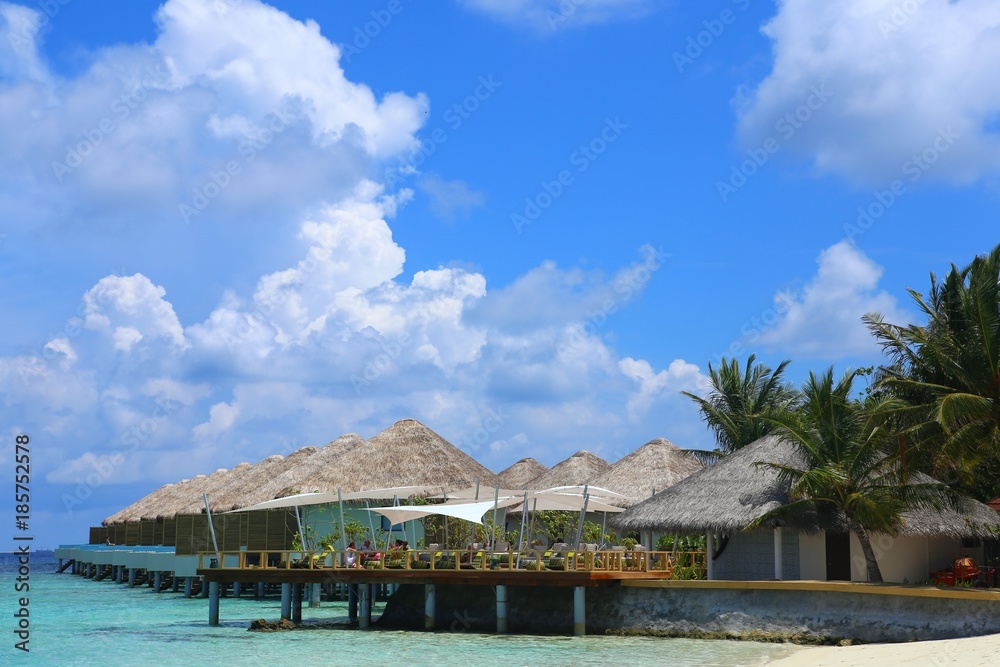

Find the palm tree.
[
  {"left": 683, "top": 354, "right": 798, "bottom": 460},
  {"left": 751, "top": 368, "right": 947, "bottom": 583},
  {"left": 864, "top": 243, "right": 1000, "bottom": 497}
]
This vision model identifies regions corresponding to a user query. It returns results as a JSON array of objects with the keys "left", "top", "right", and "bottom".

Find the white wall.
[{"left": 798, "top": 532, "right": 826, "bottom": 580}]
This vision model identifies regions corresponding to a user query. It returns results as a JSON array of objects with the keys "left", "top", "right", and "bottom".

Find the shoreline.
[{"left": 768, "top": 632, "right": 1000, "bottom": 666}]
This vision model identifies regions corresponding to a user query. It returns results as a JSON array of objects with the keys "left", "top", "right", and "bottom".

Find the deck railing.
[{"left": 198, "top": 548, "right": 707, "bottom": 579}]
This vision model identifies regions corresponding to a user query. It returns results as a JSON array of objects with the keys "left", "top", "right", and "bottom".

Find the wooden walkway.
[
  {"left": 197, "top": 547, "right": 705, "bottom": 588},
  {"left": 197, "top": 547, "right": 706, "bottom": 634}
]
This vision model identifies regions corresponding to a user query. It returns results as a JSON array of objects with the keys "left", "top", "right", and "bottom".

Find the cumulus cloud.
[
  {"left": 458, "top": 0, "right": 658, "bottom": 31},
  {"left": 757, "top": 241, "right": 912, "bottom": 358},
  {"left": 737, "top": 0, "right": 1000, "bottom": 185},
  {"left": 0, "top": 0, "right": 427, "bottom": 227},
  {"left": 619, "top": 357, "right": 708, "bottom": 420}
]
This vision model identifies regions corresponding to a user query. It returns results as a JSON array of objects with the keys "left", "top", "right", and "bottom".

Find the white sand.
[{"left": 768, "top": 633, "right": 1000, "bottom": 666}]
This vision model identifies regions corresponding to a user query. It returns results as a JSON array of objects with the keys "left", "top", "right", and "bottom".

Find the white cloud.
[
  {"left": 0, "top": 0, "right": 427, "bottom": 227},
  {"left": 738, "top": 0, "right": 1000, "bottom": 185},
  {"left": 193, "top": 401, "right": 240, "bottom": 440},
  {"left": 757, "top": 241, "right": 912, "bottom": 358},
  {"left": 459, "top": 0, "right": 658, "bottom": 31},
  {"left": 80, "top": 274, "right": 188, "bottom": 351},
  {"left": 619, "top": 357, "right": 708, "bottom": 420}
]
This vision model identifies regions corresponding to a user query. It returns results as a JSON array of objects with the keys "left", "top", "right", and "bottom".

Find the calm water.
[{"left": 1, "top": 552, "right": 805, "bottom": 666}]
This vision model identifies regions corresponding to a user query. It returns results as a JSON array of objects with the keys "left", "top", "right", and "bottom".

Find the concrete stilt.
[
  {"left": 348, "top": 584, "right": 358, "bottom": 622},
  {"left": 291, "top": 584, "right": 303, "bottom": 623},
  {"left": 208, "top": 582, "right": 220, "bottom": 626},
  {"left": 256, "top": 581, "right": 265, "bottom": 599},
  {"left": 359, "top": 584, "right": 371, "bottom": 629},
  {"left": 280, "top": 583, "right": 292, "bottom": 620},
  {"left": 200, "top": 577, "right": 209, "bottom": 598},
  {"left": 184, "top": 577, "right": 193, "bottom": 598},
  {"left": 128, "top": 568, "right": 136, "bottom": 587},
  {"left": 232, "top": 582, "right": 242, "bottom": 598},
  {"left": 573, "top": 586, "right": 586, "bottom": 637},
  {"left": 309, "top": 583, "right": 321, "bottom": 608},
  {"left": 154, "top": 571, "right": 162, "bottom": 593},
  {"left": 172, "top": 575, "right": 180, "bottom": 593},
  {"left": 424, "top": 584, "right": 436, "bottom": 630},
  {"left": 497, "top": 585, "right": 508, "bottom": 634}
]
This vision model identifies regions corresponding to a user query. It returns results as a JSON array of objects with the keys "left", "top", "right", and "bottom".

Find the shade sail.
[
  {"left": 506, "top": 493, "right": 625, "bottom": 513},
  {"left": 539, "top": 485, "right": 628, "bottom": 501},
  {"left": 225, "top": 485, "right": 445, "bottom": 513},
  {"left": 225, "top": 492, "right": 342, "bottom": 512},
  {"left": 366, "top": 497, "right": 523, "bottom": 526}
]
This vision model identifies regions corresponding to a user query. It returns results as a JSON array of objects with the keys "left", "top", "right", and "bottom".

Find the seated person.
[{"left": 344, "top": 542, "right": 361, "bottom": 569}]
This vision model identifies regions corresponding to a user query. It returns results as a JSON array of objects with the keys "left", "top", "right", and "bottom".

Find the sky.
[{"left": 1, "top": 0, "right": 998, "bottom": 549}]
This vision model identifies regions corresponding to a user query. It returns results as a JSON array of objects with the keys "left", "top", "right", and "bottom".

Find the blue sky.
[{"left": 1, "top": 0, "right": 997, "bottom": 549}]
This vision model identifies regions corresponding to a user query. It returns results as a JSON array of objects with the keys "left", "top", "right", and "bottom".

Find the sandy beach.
[{"left": 770, "top": 633, "right": 1000, "bottom": 666}]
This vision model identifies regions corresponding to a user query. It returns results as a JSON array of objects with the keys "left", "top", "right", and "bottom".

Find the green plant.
[{"left": 622, "top": 537, "right": 638, "bottom": 551}]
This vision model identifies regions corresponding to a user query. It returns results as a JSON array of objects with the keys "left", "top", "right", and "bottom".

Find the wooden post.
[
  {"left": 496, "top": 584, "right": 508, "bottom": 634},
  {"left": 706, "top": 532, "right": 714, "bottom": 581},
  {"left": 774, "top": 527, "right": 783, "bottom": 580},
  {"left": 208, "top": 582, "right": 220, "bottom": 626},
  {"left": 424, "top": 584, "right": 436, "bottom": 630},
  {"left": 573, "top": 586, "right": 585, "bottom": 636}
]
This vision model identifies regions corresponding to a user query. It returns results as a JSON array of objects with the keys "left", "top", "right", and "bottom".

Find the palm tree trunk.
[{"left": 852, "top": 525, "right": 883, "bottom": 583}]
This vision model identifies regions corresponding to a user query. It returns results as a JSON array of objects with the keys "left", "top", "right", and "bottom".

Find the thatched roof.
[
  {"left": 103, "top": 482, "right": 175, "bottom": 525},
  {"left": 327, "top": 418, "right": 498, "bottom": 493},
  {"left": 612, "top": 436, "right": 1000, "bottom": 539},
  {"left": 139, "top": 472, "right": 219, "bottom": 521},
  {"left": 210, "top": 447, "right": 320, "bottom": 512},
  {"left": 179, "top": 462, "right": 254, "bottom": 515},
  {"left": 497, "top": 457, "right": 548, "bottom": 489},
  {"left": 589, "top": 438, "right": 704, "bottom": 507},
  {"left": 255, "top": 433, "right": 366, "bottom": 499},
  {"left": 529, "top": 450, "right": 610, "bottom": 489}
]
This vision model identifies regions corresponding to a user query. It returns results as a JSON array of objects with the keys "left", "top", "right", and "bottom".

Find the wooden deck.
[{"left": 197, "top": 547, "right": 705, "bottom": 588}]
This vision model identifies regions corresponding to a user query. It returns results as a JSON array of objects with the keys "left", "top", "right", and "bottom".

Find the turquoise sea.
[{"left": 2, "top": 552, "right": 805, "bottom": 666}]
